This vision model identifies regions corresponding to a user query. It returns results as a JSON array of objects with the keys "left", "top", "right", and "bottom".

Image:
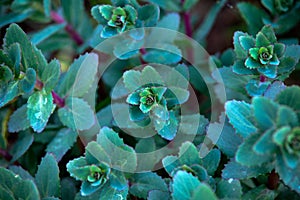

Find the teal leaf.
[
  {"left": 27, "top": 89, "right": 55, "bottom": 133},
  {"left": 257, "top": 64, "right": 277, "bottom": 78},
  {"left": 152, "top": 105, "right": 169, "bottom": 120},
  {"left": 35, "top": 154, "right": 60, "bottom": 198},
  {"left": 172, "top": 171, "right": 217, "bottom": 200},
  {"left": 8, "top": 105, "right": 30, "bottom": 132},
  {"left": 96, "top": 127, "right": 137, "bottom": 172},
  {"left": 41, "top": 59, "right": 61, "bottom": 92},
  {"left": 19, "top": 68, "right": 36, "bottom": 93},
  {"left": 137, "top": 4, "right": 160, "bottom": 27},
  {"left": 236, "top": 134, "right": 273, "bottom": 166},
  {"left": 129, "top": 172, "right": 168, "bottom": 199},
  {"left": 0, "top": 65, "right": 13, "bottom": 85},
  {"left": 101, "top": 26, "right": 118, "bottom": 38},
  {"left": 256, "top": 32, "right": 271, "bottom": 47},
  {"left": 99, "top": 5, "right": 113, "bottom": 20},
  {"left": 149, "top": 13, "right": 180, "bottom": 43},
  {"left": 216, "top": 121, "right": 243, "bottom": 158},
  {"left": 276, "top": 106, "right": 298, "bottom": 127},
  {"left": 202, "top": 149, "right": 221, "bottom": 176},
  {"left": 216, "top": 179, "right": 242, "bottom": 199},
  {"left": 126, "top": 92, "right": 140, "bottom": 105},
  {"left": 98, "top": 184, "right": 128, "bottom": 200},
  {"left": 9, "top": 131, "right": 33, "bottom": 163},
  {"left": 156, "top": 111, "right": 178, "bottom": 140},
  {"left": 0, "top": 168, "right": 40, "bottom": 200},
  {"left": 264, "top": 81, "right": 286, "bottom": 100},
  {"left": 58, "top": 53, "right": 98, "bottom": 98},
  {"left": 142, "top": 44, "right": 182, "bottom": 65},
  {"left": 165, "top": 87, "right": 190, "bottom": 105},
  {"left": 275, "top": 154, "right": 300, "bottom": 193},
  {"left": 109, "top": 170, "right": 127, "bottom": 191},
  {"left": 233, "top": 60, "right": 255, "bottom": 75},
  {"left": 242, "top": 185, "right": 277, "bottom": 200},
  {"left": 163, "top": 142, "right": 201, "bottom": 176},
  {"left": 129, "top": 105, "right": 149, "bottom": 122},
  {"left": 246, "top": 79, "right": 271, "bottom": 96},
  {"left": 145, "top": 0, "right": 181, "bottom": 12},
  {"left": 4, "top": 23, "right": 47, "bottom": 77},
  {"left": 135, "top": 138, "right": 158, "bottom": 171},
  {"left": 274, "top": 43, "right": 285, "bottom": 58},
  {"left": 66, "top": 157, "right": 90, "bottom": 181},
  {"left": 260, "top": 25, "right": 277, "bottom": 44},
  {"left": 7, "top": 43, "right": 21, "bottom": 78},
  {"left": 9, "top": 165, "right": 34, "bottom": 181},
  {"left": 113, "top": 39, "right": 143, "bottom": 60},
  {"left": 123, "top": 70, "right": 141, "bottom": 92},
  {"left": 0, "top": 10, "right": 33, "bottom": 28},
  {"left": 252, "top": 97, "right": 278, "bottom": 131},
  {"left": 277, "top": 57, "right": 297, "bottom": 74},
  {"left": 191, "top": 184, "right": 218, "bottom": 200},
  {"left": 148, "top": 190, "right": 170, "bottom": 200},
  {"left": 179, "top": 114, "right": 209, "bottom": 135},
  {"left": 222, "top": 161, "right": 272, "bottom": 179},
  {"left": 0, "top": 81, "right": 19, "bottom": 108},
  {"left": 91, "top": 6, "right": 106, "bottom": 24},
  {"left": 194, "top": 0, "right": 226, "bottom": 45},
  {"left": 46, "top": 128, "right": 77, "bottom": 162},
  {"left": 225, "top": 100, "right": 257, "bottom": 138},
  {"left": 237, "top": 3, "right": 268, "bottom": 35},
  {"left": 245, "top": 57, "right": 260, "bottom": 69},
  {"left": 31, "top": 23, "right": 66, "bottom": 45},
  {"left": 239, "top": 35, "right": 255, "bottom": 51},
  {"left": 85, "top": 141, "right": 111, "bottom": 165},
  {"left": 233, "top": 32, "right": 248, "bottom": 59},
  {"left": 276, "top": 86, "right": 300, "bottom": 119},
  {"left": 58, "top": 97, "right": 95, "bottom": 131},
  {"left": 140, "top": 65, "right": 164, "bottom": 86},
  {"left": 253, "top": 129, "right": 277, "bottom": 155}
]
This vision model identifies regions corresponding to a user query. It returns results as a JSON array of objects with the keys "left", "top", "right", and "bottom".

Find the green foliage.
[
  {"left": 226, "top": 86, "right": 300, "bottom": 193},
  {"left": 1, "top": 0, "right": 300, "bottom": 199}
]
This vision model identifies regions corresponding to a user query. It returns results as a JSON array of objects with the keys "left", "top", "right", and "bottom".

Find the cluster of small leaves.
[
  {"left": 231, "top": 25, "right": 300, "bottom": 97},
  {"left": 225, "top": 86, "right": 300, "bottom": 193}
]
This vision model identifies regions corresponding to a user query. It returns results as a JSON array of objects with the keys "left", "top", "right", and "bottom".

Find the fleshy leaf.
[
  {"left": 35, "top": 154, "right": 60, "bottom": 198},
  {"left": 129, "top": 172, "right": 168, "bottom": 199},
  {"left": 0, "top": 168, "right": 40, "bottom": 200},
  {"left": 19, "top": 68, "right": 36, "bottom": 93},
  {"left": 225, "top": 100, "right": 257, "bottom": 138},
  {"left": 8, "top": 105, "right": 30, "bottom": 132},
  {"left": 46, "top": 128, "right": 77, "bottom": 162},
  {"left": 216, "top": 179, "right": 242, "bottom": 199},
  {"left": 27, "top": 89, "right": 55, "bottom": 133},
  {"left": 41, "top": 59, "right": 60, "bottom": 92},
  {"left": 236, "top": 134, "right": 273, "bottom": 166},
  {"left": 58, "top": 97, "right": 95, "bottom": 131}
]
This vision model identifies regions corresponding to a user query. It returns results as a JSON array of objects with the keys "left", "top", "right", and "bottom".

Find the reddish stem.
[
  {"left": 260, "top": 75, "right": 266, "bottom": 82},
  {"left": 267, "top": 170, "right": 279, "bottom": 190},
  {"left": 183, "top": 12, "right": 192, "bottom": 38},
  {"left": 0, "top": 148, "right": 12, "bottom": 161},
  {"left": 52, "top": 91, "right": 65, "bottom": 107},
  {"left": 50, "top": 11, "right": 84, "bottom": 45},
  {"left": 35, "top": 79, "right": 65, "bottom": 107},
  {"left": 139, "top": 48, "right": 147, "bottom": 64}
]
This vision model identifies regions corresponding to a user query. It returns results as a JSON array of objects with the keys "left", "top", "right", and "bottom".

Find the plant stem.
[
  {"left": 0, "top": 148, "right": 12, "bottom": 161},
  {"left": 50, "top": 11, "right": 84, "bottom": 45},
  {"left": 139, "top": 48, "right": 147, "bottom": 64},
  {"left": 35, "top": 79, "right": 65, "bottom": 107},
  {"left": 181, "top": 0, "right": 192, "bottom": 37},
  {"left": 260, "top": 75, "right": 266, "bottom": 82},
  {"left": 267, "top": 170, "right": 279, "bottom": 190},
  {"left": 52, "top": 91, "right": 65, "bottom": 107}
]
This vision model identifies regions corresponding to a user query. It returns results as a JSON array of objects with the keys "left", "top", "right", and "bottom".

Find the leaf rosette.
[
  {"left": 225, "top": 86, "right": 300, "bottom": 193},
  {"left": 123, "top": 65, "right": 190, "bottom": 140}
]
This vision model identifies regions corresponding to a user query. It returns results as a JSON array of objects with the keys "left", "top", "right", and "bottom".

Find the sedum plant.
[
  {"left": 0, "top": 0, "right": 300, "bottom": 199},
  {"left": 225, "top": 86, "right": 300, "bottom": 193}
]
